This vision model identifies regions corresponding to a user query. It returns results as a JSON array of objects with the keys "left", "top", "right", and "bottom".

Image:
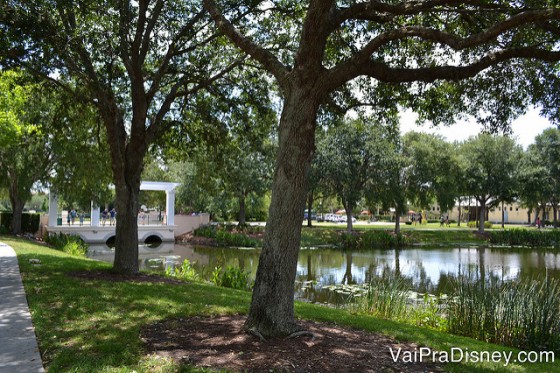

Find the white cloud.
[{"left": 400, "top": 107, "right": 554, "bottom": 149}]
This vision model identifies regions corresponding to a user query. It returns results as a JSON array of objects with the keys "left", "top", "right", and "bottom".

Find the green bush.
[
  {"left": 215, "top": 230, "right": 259, "bottom": 247},
  {"left": 373, "top": 214, "right": 392, "bottom": 222},
  {"left": 334, "top": 230, "right": 411, "bottom": 249},
  {"left": 489, "top": 228, "right": 560, "bottom": 247},
  {"left": 467, "top": 221, "right": 493, "bottom": 229},
  {"left": 360, "top": 230, "right": 410, "bottom": 249},
  {"left": 211, "top": 265, "right": 251, "bottom": 290},
  {"left": 193, "top": 224, "right": 216, "bottom": 238},
  {"left": 45, "top": 232, "right": 88, "bottom": 257},
  {"left": 0, "top": 212, "right": 41, "bottom": 233},
  {"left": 166, "top": 259, "right": 199, "bottom": 281},
  {"left": 193, "top": 224, "right": 261, "bottom": 247},
  {"left": 336, "top": 232, "right": 360, "bottom": 249}
]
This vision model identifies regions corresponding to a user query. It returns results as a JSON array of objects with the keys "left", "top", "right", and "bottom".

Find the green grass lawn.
[{"left": 4, "top": 235, "right": 559, "bottom": 372}]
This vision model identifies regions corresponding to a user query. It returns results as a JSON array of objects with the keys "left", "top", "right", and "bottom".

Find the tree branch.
[
  {"left": 350, "top": 47, "right": 560, "bottom": 85},
  {"left": 146, "top": 56, "right": 246, "bottom": 143},
  {"left": 203, "top": 0, "right": 289, "bottom": 85}
]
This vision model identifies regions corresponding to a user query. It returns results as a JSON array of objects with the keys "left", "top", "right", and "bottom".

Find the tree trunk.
[
  {"left": 112, "top": 178, "right": 142, "bottom": 274},
  {"left": 101, "top": 102, "right": 147, "bottom": 275},
  {"left": 306, "top": 191, "right": 314, "bottom": 227},
  {"left": 394, "top": 202, "right": 403, "bottom": 234},
  {"left": 244, "top": 89, "right": 318, "bottom": 338},
  {"left": 457, "top": 199, "right": 462, "bottom": 227},
  {"left": 238, "top": 192, "right": 246, "bottom": 226},
  {"left": 9, "top": 195, "right": 25, "bottom": 235},
  {"left": 346, "top": 208, "right": 353, "bottom": 232},
  {"left": 342, "top": 199, "right": 353, "bottom": 232},
  {"left": 478, "top": 200, "right": 486, "bottom": 233},
  {"left": 501, "top": 201, "right": 505, "bottom": 229},
  {"left": 535, "top": 206, "right": 540, "bottom": 225}
]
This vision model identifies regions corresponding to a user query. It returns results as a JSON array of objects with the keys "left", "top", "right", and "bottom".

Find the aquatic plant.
[
  {"left": 211, "top": 265, "right": 251, "bottom": 290},
  {"left": 489, "top": 229, "right": 560, "bottom": 247},
  {"left": 447, "top": 275, "right": 560, "bottom": 352}
]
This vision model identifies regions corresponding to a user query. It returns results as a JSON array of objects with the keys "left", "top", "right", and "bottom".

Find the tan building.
[{"left": 427, "top": 200, "right": 554, "bottom": 225}]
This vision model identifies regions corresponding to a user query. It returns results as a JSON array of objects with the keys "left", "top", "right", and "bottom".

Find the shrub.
[
  {"left": 360, "top": 230, "right": 410, "bottom": 249},
  {"left": 45, "top": 232, "right": 88, "bottom": 257},
  {"left": 489, "top": 229, "right": 560, "bottom": 247},
  {"left": 373, "top": 214, "right": 392, "bottom": 222},
  {"left": 166, "top": 259, "right": 199, "bottom": 281},
  {"left": 336, "top": 232, "right": 360, "bottom": 249},
  {"left": 193, "top": 224, "right": 261, "bottom": 247},
  {"left": 467, "top": 221, "right": 493, "bottom": 229},
  {"left": 0, "top": 212, "right": 41, "bottom": 233},
  {"left": 193, "top": 224, "right": 216, "bottom": 238},
  {"left": 215, "top": 230, "right": 259, "bottom": 247},
  {"left": 211, "top": 265, "right": 251, "bottom": 290}
]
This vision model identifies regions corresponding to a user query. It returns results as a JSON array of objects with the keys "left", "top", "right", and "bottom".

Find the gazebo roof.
[{"left": 139, "top": 181, "right": 180, "bottom": 192}]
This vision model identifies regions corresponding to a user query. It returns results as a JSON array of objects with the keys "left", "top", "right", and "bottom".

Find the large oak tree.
[
  {"left": 204, "top": 0, "right": 560, "bottom": 337},
  {"left": 2, "top": 1, "right": 242, "bottom": 273}
]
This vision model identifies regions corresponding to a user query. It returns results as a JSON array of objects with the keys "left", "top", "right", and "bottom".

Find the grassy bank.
[
  {"left": 3, "top": 235, "right": 559, "bottom": 372},
  {"left": 300, "top": 226, "right": 487, "bottom": 247},
  {"left": 195, "top": 222, "right": 555, "bottom": 249}
]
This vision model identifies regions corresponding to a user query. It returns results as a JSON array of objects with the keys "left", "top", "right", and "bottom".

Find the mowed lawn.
[{"left": 3, "top": 235, "right": 559, "bottom": 372}]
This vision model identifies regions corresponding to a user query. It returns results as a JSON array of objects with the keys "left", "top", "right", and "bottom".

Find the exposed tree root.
[
  {"left": 246, "top": 327, "right": 266, "bottom": 342},
  {"left": 286, "top": 330, "right": 317, "bottom": 341}
]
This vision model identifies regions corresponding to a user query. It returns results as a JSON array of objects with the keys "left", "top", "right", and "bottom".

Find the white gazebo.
[{"left": 47, "top": 181, "right": 180, "bottom": 228}]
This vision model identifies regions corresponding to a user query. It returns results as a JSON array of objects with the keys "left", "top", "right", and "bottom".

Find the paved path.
[{"left": 0, "top": 242, "right": 45, "bottom": 373}]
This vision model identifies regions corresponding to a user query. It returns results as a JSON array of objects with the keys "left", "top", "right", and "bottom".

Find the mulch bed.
[
  {"left": 69, "top": 270, "right": 443, "bottom": 372},
  {"left": 141, "top": 315, "right": 444, "bottom": 372}
]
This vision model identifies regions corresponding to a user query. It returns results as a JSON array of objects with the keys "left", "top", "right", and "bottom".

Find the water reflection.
[{"left": 88, "top": 244, "right": 560, "bottom": 304}]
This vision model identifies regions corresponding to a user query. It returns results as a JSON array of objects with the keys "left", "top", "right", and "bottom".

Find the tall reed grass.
[
  {"left": 345, "top": 276, "right": 448, "bottom": 330},
  {"left": 336, "top": 230, "right": 412, "bottom": 249},
  {"left": 448, "top": 275, "right": 560, "bottom": 352},
  {"left": 333, "top": 272, "right": 560, "bottom": 352},
  {"left": 489, "top": 228, "right": 560, "bottom": 247}
]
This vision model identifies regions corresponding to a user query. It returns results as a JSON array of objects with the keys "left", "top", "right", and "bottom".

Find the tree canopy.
[{"left": 459, "top": 133, "right": 523, "bottom": 232}]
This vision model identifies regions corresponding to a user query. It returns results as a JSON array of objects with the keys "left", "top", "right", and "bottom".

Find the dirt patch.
[{"left": 141, "top": 315, "right": 444, "bottom": 372}]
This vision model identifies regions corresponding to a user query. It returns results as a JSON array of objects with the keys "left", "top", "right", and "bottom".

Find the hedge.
[{"left": 0, "top": 212, "right": 41, "bottom": 234}]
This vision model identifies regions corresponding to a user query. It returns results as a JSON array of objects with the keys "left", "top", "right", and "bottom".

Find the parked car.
[
  {"left": 339, "top": 215, "right": 356, "bottom": 223},
  {"left": 303, "top": 210, "right": 316, "bottom": 221}
]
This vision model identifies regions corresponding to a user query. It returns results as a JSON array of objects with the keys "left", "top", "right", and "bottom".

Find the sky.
[{"left": 399, "top": 106, "right": 555, "bottom": 150}]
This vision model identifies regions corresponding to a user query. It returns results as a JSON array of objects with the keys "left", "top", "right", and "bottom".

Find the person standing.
[{"left": 110, "top": 208, "right": 116, "bottom": 226}]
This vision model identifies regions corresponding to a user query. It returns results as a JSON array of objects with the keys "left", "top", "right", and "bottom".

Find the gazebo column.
[
  {"left": 90, "top": 201, "right": 100, "bottom": 227},
  {"left": 165, "top": 190, "right": 176, "bottom": 226},
  {"left": 48, "top": 193, "right": 58, "bottom": 227}
]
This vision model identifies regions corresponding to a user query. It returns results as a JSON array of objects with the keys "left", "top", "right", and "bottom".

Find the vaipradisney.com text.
[{"left": 389, "top": 347, "right": 555, "bottom": 367}]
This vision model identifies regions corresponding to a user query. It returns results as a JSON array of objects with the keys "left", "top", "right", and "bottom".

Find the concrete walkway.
[{"left": 0, "top": 242, "right": 45, "bottom": 373}]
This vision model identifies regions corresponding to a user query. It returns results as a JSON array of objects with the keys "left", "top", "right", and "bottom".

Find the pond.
[{"left": 88, "top": 243, "right": 560, "bottom": 304}]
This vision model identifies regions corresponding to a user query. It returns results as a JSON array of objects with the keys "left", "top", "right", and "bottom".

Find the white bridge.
[{"left": 44, "top": 182, "right": 209, "bottom": 245}]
